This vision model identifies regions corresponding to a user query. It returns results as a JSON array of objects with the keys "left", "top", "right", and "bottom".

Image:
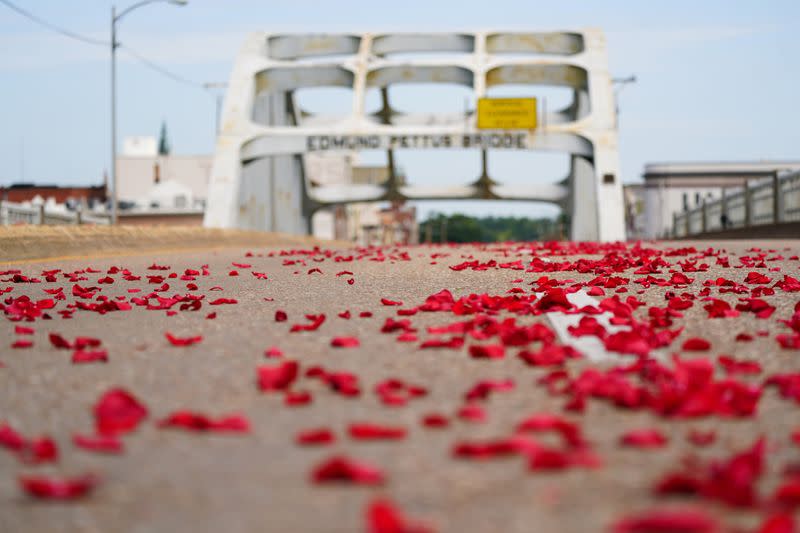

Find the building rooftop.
[{"left": 644, "top": 161, "right": 800, "bottom": 179}]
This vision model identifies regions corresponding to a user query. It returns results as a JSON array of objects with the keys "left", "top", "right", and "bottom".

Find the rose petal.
[
  {"left": 331, "top": 336, "right": 360, "bottom": 348},
  {"left": 19, "top": 474, "right": 99, "bottom": 500},
  {"left": 311, "top": 455, "right": 385, "bottom": 485},
  {"left": 94, "top": 388, "right": 148, "bottom": 436},
  {"left": 165, "top": 333, "right": 202, "bottom": 346},
  {"left": 73, "top": 434, "right": 124, "bottom": 454},
  {"left": 620, "top": 429, "right": 668, "bottom": 448},
  {"left": 349, "top": 423, "right": 406, "bottom": 440},
  {"left": 682, "top": 338, "right": 711, "bottom": 351},
  {"left": 296, "top": 428, "right": 335, "bottom": 445},
  {"left": 366, "top": 498, "right": 433, "bottom": 533},
  {"left": 612, "top": 508, "right": 718, "bottom": 533},
  {"left": 258, "top": 361, "right": 299, "bottom": 391},
  {"left": 157, "top": 411, "right": 250, "bottom": 433},
  {"left": 72, "top": 349, "right": 108, "bottom": 364}
]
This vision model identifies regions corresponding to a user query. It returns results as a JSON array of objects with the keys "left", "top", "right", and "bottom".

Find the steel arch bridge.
[{"left": 203, "top": 30, "right": 626, "bottom": 241}]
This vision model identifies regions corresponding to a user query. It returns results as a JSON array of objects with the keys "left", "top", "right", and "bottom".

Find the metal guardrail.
[
  {"left": 672, "top": 169, "right": 800, "bottom": 237},
  {"left": 0, "top": 201, "right": 111, "bottom": 226}
]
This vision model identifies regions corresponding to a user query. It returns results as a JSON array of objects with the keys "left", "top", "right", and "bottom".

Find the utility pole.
[
  {"left": 612, "top": 75, "right": 637, "bottom": 126},
  {"left": 203, "top": 82, "right": 227, "bottom": 135},
  {"left": 110, "top": 0, "right": 188, "bottom": 224}
]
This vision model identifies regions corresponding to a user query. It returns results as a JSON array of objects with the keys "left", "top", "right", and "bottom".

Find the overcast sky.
[{"left": 1, "top": 1, "right": 797, "bottom": 219}]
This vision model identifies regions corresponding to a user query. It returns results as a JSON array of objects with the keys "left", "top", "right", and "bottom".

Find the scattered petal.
[{"left": 19, "top": 474, "right": 99, "bottom": 500}]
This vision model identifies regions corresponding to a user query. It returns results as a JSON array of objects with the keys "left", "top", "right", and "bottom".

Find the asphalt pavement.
[{"left": 1, "top": 239, "right": 800, "bottom": 533}]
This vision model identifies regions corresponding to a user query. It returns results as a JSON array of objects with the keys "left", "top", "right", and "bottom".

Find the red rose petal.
[
  {"left": 535, "top": 288, "right": 573, "bottom": 312},
  {"left": 468, "top": 344, "right": 505, "bottom": 359},
  {"left": 366, "top": 498, "right": 433, "bottom": 533},
  {"left": 457, "top": 404, "right": 486, "bottom": 422},
  {"left": 687, "top": 429, "right": 716, "bottom": 446},
  {"left": 73, "top": 434, "right": 124, "bottom": 454},
  {"left": 612, "top": 508, "right": 718, "bottom": 533},
  {"left": 24, "top": 437, "right": 58, "bottom": 464},
  {"left": 620, "top": 429, "right": 668, "bottom": 448},
  {"left": 258, "top": 360, "right": 299, "bottom": 391},
  {"left": 682, "top": 338, "right": 711, "bottom": 351},
  {"left": 756, "top": 514, "right": 794, "bottom": 533},
  {"left": 264, "top": 346, "right": 284, "bottom": 358},
  {"left": 331, "top": 336, "right": 360, "bottom": 348},
  {"left": 48, "top": 332, "right": 72, "bottom": 349},
  {"left": 94, "top": 388, "right": 148, "bottom": 436},
  {"left": 421, "top": 413, "right": 449, "bottom": 428},
  {"left": 349, "top": 423, "right": 406, "bottom": 440},
  {"left": 655, "top": 437, "right": 764, "bottom": 507},
  {"left": 0, "top": 423, "right": 26, "bottom": 451},
  {"left": 290, "top": 314, "right": 326, "bottom": 332},
  {"left": 157, "top": 411, "right": 250, "bottom": 433},
  {"left": 311, "top": 455, "right": 385, "bottom": 485},
  {"left": 209, "top": 298, "right": 237, "bottom": 305},
  {"left": 165, "top": 332, "right": 203, "bottom": 346},
  {"left": 19, "top": 473, "right": 99, "bottom": 500},
  {"left": 773, "top": 479, "right": 800, "bottom": 507},
  {"left": 72, "top": 349, "right": 108, "bottom": 364},
  {"left": 284, "top": 390, "right": 312, "bottom": 406},
  {"left": 296, "top": 428, "right": 335, "bottom": 445},
  {"left": 516, "top": 414, "right": 586, "bottom": 448}
]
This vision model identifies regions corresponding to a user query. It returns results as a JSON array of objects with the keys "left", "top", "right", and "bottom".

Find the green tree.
[
  {"left": 158, "top": 121, "right": 171, "bottom": 156},
  {"left": 419, "top": 213, "right": 560, "bottom": 243}
]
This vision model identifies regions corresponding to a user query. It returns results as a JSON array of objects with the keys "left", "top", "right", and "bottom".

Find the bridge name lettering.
[{"left": 306, "top": 133, "right": 527, "bottom": 151}]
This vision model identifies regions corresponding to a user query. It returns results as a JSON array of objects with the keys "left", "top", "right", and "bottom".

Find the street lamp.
[
  {"left": 110, "top": 0, "right": 188, "bottom": 224},
  {"left": 611, "top": 75, "right": 637, "bottom": 126}
]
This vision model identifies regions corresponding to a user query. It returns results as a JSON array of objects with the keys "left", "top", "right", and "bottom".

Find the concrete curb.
[{"left": 0, "top": 225, "right": 342, "bottom": 264}]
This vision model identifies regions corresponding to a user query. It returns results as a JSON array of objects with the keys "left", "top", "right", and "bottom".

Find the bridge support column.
[
  {"left": 744, "top": 181, "right": 752, "bottom": 227},
  {"left": 569, "top": 155, "right": 599, "bottom": 241},
  {"left": 701, "top": 200, "right": 707, "bottom": 233}
]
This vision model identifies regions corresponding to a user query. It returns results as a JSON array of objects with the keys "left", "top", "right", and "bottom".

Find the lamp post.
[
  {"left": 611, "top": 75, "right": 637, "bottom": 127},
  {"left": 110, "top": 0, "right": 187, "bottom": 224}
]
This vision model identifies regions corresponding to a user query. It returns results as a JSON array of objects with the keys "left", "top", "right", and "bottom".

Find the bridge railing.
[
  {"left": 672, "top": 169, "right": 800, "bottom": 237},
  {"left": 0, "top": 201, "right": 111, "bottom": 226}
]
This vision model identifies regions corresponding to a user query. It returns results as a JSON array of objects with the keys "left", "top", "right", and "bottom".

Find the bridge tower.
[{"left": 204, "top": 30, "right": 626, "bottom": 241}]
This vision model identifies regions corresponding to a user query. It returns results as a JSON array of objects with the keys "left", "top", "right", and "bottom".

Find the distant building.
[
  {"left": 113, "top": 142, "right": 419, "bottom": 238},
  {"left": 626, "top": 161, "right": 800, "bottom": 239},
  {"left": 117, "top": 136, "right": 212, "bottom": 209},
  {"left": 308, "top": 153, "right": 418, "bottom": 244},
  {"left": 0, "top": 183, "right": 106, "bottom": 208},
  {"left": 122, "top": 136, "right": 158, "bottom": 157}
]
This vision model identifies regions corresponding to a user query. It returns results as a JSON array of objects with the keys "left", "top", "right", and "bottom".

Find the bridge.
[
  {"left": 671, "top": 168, "right": 800, "bottom": 239},
  {"left": 203, "top": 30, "right": 626, "bottom": 241}
]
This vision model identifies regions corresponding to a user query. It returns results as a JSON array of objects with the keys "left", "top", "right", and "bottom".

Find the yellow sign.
[{"left": 477, "top": 97, "right": 537, "bottom": 130}]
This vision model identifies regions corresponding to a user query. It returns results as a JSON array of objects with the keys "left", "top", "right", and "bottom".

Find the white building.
[{"left": 117, "top": 136, "right": 212, "bottom": 209}]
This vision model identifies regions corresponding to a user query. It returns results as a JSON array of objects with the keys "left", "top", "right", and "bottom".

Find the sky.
[{"left": 1, "top": 0, "right": 798, "bottom": 219}]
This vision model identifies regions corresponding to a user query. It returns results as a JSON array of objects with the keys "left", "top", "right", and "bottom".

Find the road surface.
[{"left": 2, "top": 239, "right": 799, "bottom": 532}]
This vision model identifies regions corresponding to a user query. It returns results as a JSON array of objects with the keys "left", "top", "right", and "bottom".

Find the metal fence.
[
  {"left": 0, "top": 201, "right": 110, "bottom": 226},
  {"left": 673, "top": 169, "right": 800, "bottom": 237}
]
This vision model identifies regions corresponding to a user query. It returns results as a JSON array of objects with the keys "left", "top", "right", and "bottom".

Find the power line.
[
  {"left": 1, "top": 0, "right": 210, "bottom": 90},
  {"left": 0, "top": 0, "right": 107, "bottom": 46},
  {"left": 120, "top": 45, "right": 204, "bottom": 88}
]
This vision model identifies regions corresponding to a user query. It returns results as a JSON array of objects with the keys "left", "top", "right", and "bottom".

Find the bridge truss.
[{"left": 204, "top": 30, "right": 626, "bottom": 241}]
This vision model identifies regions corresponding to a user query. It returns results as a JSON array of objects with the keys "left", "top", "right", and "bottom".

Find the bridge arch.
[{"left": 204, "top": 30, "right": 626, "bottom": 241}]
